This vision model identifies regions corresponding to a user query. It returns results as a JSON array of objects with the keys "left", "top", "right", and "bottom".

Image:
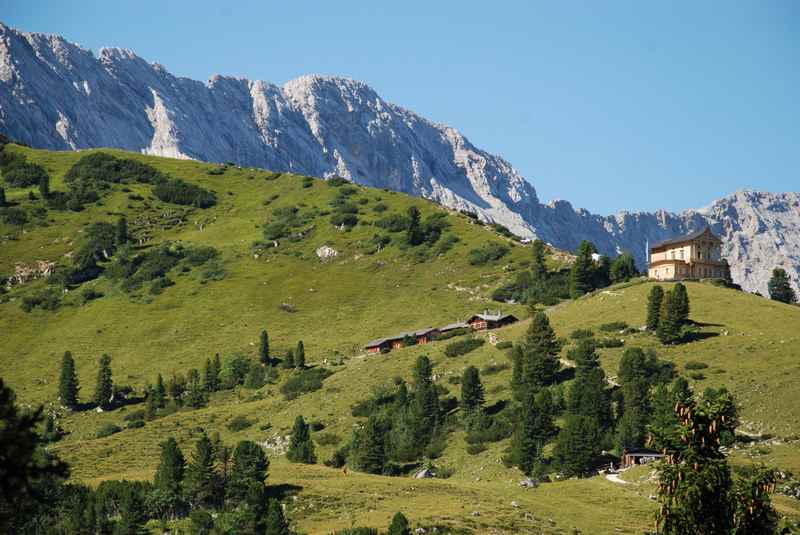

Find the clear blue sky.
[{"left": 5, "top": 1, "right": 799, "bottom": 214}]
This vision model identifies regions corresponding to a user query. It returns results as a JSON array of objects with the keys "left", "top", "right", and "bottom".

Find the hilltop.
[{"left": 1, "top": 146, "right": 799, "bottom": 533}]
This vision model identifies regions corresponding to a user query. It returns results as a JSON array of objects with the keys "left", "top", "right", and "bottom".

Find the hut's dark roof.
[{"left": 651, "top": 227, "right": 720, "bottom": 250}]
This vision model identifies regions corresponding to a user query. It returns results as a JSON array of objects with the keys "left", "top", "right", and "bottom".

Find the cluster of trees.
[
  {"left": 329, "top": 355, "right": 455, "bottom": 475},
  {"left": 768, "top": 267, "right": 797, "bottom": 304},
  {"left": 371, "top": 206, "right": 455, "bottom": 260},
  {"left": 569, "top": 241, "right": 639, "bottom": 298},
  {"left": 153, "top": 178, "right": 217, "bottom": 208},
  {"left": 0, "top": 149, "right": 49, "bottom": 188},
  {"left": 646, "top": 283, "right": 691, "bottom": 344},
  {"left": 492, "top": 239, "right": 569, "bottom": 305}
]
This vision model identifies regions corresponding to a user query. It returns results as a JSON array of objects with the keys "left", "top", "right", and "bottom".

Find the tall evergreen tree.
[
  {"left": 212, "top": 354, "right": 222, "bottom": 388},
  {"left": 509, "top": 389, "right": 556, "bottom": 477},
  {"left": 286, "top": 415, "right": 316, "bottom": 464},
  {"left": 294, "top": 341, "right": 305, "bottom": 369},
  {"left": 767, "top": 267, "right": 797, "bottom": 304},
  {"left": 615, "top": 376, "right": 651, "bottom": 451},
  {"left": 646, "top": 285, "right": 664, "bottom": 331},
  {"left": 553, "top": 414, "right": 602, "bottom": 477},
  {"left": 145, "top": 387, "right": 157, "bottom": 421},
  {"left": 114, "top": 488, "right": 147, "bottom": 535},
  {"left": 406, "top": 206, "right": 424, "bottom": 246},
  {"left": 259, "top": 329, "right": 270, "bottom": 365},
  {"left": 513, "top": 312, "right": 561, "bottom": 400},
  {"left": 610, "top": 252, "right": 638, "bottom": 282},
  {"left": 411, "top": 355, "right": 440, "bottom": 446},
  {"left": 203, "top": 358, "right": 217, "bottom": 393},
  {"left": 153, "top": 437, "right": 186, "bottom": 518},
  {"left": 184, "top": 433, "right": 217, "bottom": 509},
  {"left": 93, "top": 354, "right": 113, "bottom": 409},
  {"left": 115, "top": 217, "right": 129, "bottom": 245},
  {"left": 186, "top": 368, "right": 206, "bottom": 408},
  {"left": 0, "top": 186, "right": 6, "bottom": 207},
  {"left": 352, "top": 415, "right": 386, "bottom": 474},
  {"left": 460, "top": 366, "right": 485, "bottom": 414},
  {"left": 38, "top": 172, "right": 50, "bottom": 198},
  {"left": 264, "top": 498, "right": 291, "bottom": 535},
  {"left": 530, "top": 239, "right": 547, "bottom": 280},
  {"left": 153, "top": 373, "right": 166, "bottom": 408},
  {"left": 569, "top": 240, "right": 597, "bottom": 298},
  {"left": 656, "top": 290, "right": 682, "bottom": 344},
  {"left": 227, "top": 440, "right": 269, "bottom": 504},
  {"left": 58, "top": 351, "right": 80, "bottom": 409},
  {"left": 388, "top": 512, "right": 412, "bottom": 535},
  {"left": 671, "top": 282, "right": 690, "bottom": 325},
  {"left": 282, "top": 349, "right": 295, "bottom": 370},
  {"left": 593, "top": 255, "right": 611, "bottom": 289},
  {"left": 567, "top": 339, "right": 612, "bottom": 430}
]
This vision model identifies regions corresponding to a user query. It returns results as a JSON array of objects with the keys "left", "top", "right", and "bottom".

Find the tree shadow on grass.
[
  {"left": 266, "top": 483, "right": 303, "bottom": 501},
  {"left": 681, "top": 331, "right": 720, "bottom": 343},
  {"left": 554, "top": 366, "right": 576, "bottom": 384},
  {"left": 689, "top": 320, "right": 725, "bottom": 328}
]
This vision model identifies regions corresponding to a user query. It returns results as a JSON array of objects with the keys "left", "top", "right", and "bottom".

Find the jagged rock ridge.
[{"left": 0, "top": 22, "right": 797, "bottom": 295}]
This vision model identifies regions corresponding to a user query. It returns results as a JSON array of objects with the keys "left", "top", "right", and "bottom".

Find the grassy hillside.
[{"left": 1, "top": 145, "right": 799, "bottom": 533}]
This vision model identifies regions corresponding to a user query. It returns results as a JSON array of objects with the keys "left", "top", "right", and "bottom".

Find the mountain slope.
[{"left": 1, "top": 22, "right": 798, "bottom": 295}]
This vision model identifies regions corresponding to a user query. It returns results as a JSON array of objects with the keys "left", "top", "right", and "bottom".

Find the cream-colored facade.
[{"left": 648, "top": 228, "right": 727, "bottom": 281}]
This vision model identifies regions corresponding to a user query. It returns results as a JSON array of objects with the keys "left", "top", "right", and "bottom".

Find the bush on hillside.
[
  {"left": 2, "top": 159, "right": 49, "bottom": 188},
  {"left": 598, "top": 321, "right": 628, "bottom": 332},
  {"left": 96, "top": 423, "right": 122, "bottom": 438},
  {"left": 570, "top": 328, "right": 594, "bottom": 340},
  {"left": 444, "top": 337, "right": 485, "bottom": 358},
  {"left": 684, "top": 361, "right": 708, "bottom": 370},
  {"left": 595, "top": 337, "right": 624, "bottom": 348},
  {"left": 21, "top": 289, "right": 61, "bottom": 312},
  {"left": 153, "top": 179, "right": 216, "bottom": 207},
  {"left": 468, "top": 242, "right": 509, "bottom": 266},
  {"left": 226, "top": 415, "right": 253, "bottom": 432},
  {"left": 281, "top": 368, "right": 333, "bottom": 400}
]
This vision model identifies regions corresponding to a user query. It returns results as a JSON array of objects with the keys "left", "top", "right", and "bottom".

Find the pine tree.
[
  {"left": 767, "top": 267, "right": 797, "bottom": 304},
  {"left": 646, "top": 285, "right": 664, "bottom": 331},
  {"left": 286, "top": 415, "right": 316, "bottom": 464},
  {"left": 553, "top": 414, "right": 602, "bottom": 477},
  {"left": 203, "top": 358, "right": 217, "bottom": 393},
  {"left": 569, "top": 240, "right": 597, "bottom": 298},
  {"left": 212, "top": 354, "right": 222, "bottom": 388},
  {"left": 58, "top": 351, "right": 80, "bottom": 409},
  {"left": 353, "top": 415, "right": 386, "bottom": 474},
  {"left": 615, "top": 377, "right": 650, "bottom": 450},
  {"left": 0, "top": 186, "right": 6, "bottom": 207},
  {"left": 114, "top": 488, "right": 147, "bottom": 535},
  {"left": 388, "top": 512, "right": 412, "bottom": 535},
  {"left": 38, "top": 172, "right": 49, "bottom": 198},
  {"left": 514, "top": 312, "right": 561, "bottom": 399},
  {"left": 264, "top": 498, "right": 291, "bottom": 535},
  {"left": 509, "top": 389, "right": 556, "bottom": 477},
  {"left": 282, "top": 349, "right": 295, "bottom": 369},
  {"left": 460, "top": 366, "right": 485, "bottom": 414},
  {"left": 657, "top": 290, "right": 682, "bottom": 344},
  {"left": 184, "top": 433, "right": 217, "bottom": 509},
  {"left": 671, "top": 282, "right": 690, "bottom": 325},
  {"left": 294, "top": 341, "right": 305, "bottom": 369},
  {"left": 145, "top": 388, "right": 157, "bottom": 421},
  {"left": 167, "top": 373, "right": 186, "bottom": 406},
  {"left": 610, "top": 252, "right": 638, "bottom": 282},
  {"left": 259, "top": 330, "right": 270, "bottom": 365},
  {"left": 186, "top": 368, "right": 206, "bottom": 408},
  {"left": 406, "top": 206, "right": 424, "bottom": 246},
  {"left": 593, "top": 254, "right": 611, "bottom": 289},
  {"left": 567, "top": 339, "right": 612, "bottom": 430},
  {"left": 530, "top": 239, "right": 547, "bottom": 280},
  {"left": 411, "top": 355, "right": 440, "bottom": 447},
  {"left": 154, "top": 373, "right": 166, "bottom": 408},
  {"left": 153, "top": 437, "right": 186, "bottom": 517},
  {"left": 115, "top": 217, "right": 129, "bottom": 244},
  {"left": 93, "top": 354, "right": 113, "bottom": 409},
  {"left": 227, "top": 440, "right": 270, "bottom": 504}
]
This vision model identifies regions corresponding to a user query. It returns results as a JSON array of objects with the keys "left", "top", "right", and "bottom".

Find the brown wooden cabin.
[
  {"left": 466, "top": 311, "right": 519, "bottom": 331},
  {"left": 365, "top": 328, "right": 439, "bottom": 354},
  {"left": 621, "top": 448, "right": 664, "bottom": 469}
]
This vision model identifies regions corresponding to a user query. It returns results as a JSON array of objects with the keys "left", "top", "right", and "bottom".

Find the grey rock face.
[{"left": 1, "top": 23, "right": 797, "bottom": 294}]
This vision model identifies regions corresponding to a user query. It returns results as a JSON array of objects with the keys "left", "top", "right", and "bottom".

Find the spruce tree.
[
  {"left": 656, "top": 290, "right": 682, "bottom": 344},
  {"left": 212, "top": 354, "right": 222, "bottom": 388},
  {"left": 259, "top": 329, "right": 270, "bottom": 365},
  {"left": 767, "top": 267, "right": 797, "bottom": 304},
  {"left": 610, "top": 252, "right": 638, "bottom": 282},
  {"left": 567, "top": 339, "right": 612, "bottom": 430},
  {"left": 553, "top": 414, "right": 602, "bottom": 477},
  {"left": 460, "top": 366, "right": 485, "bottom": 414},
  {"left": 227, "top": 440, "right": 269, "bottom": 503},
  {"left": 154, "top": 373, "right": 166, "bottom": 408},
  {"left": 145, "top": 388, "right": 157, "bottom": 421},
  {"left": 353, "top": 415, "right": 386, "bottom": 474},
  {"left": 388, "top": 512, "right": 412, "bottom": 535},
  {"left": 203, "top": 358, "right": 217, "bottom": 393},
  {"left": 510, "top": 389, "right": 556, "bottom": 477},
  {"left": 38, "top": 173, "right": 49, "bottom": 198},
  {"left": 569, "top": 240, "right": 597, "bottom": 298},
  {"left": 286, "top": 415, "right": 316, "bottom": 464},
  {"left": 184, "top": 432, "right": 217, "bottom": 509},
  {"left": 186, "top": 368, "right": 206, "bottom": 408},
  {"left": 153, "top": 436, "right": 186, "bottom": 517},
  {"left": 646, "top": 285, "right": 664, "bottom": 331},
  {"left": 593, "top": 254, "right": 611, "bottom": 289},
  {"left": 282, "top": 349, "right": 295, "bottom": 369},
  {"left": 530, "top": 239, "right": 547, "bottom": 280},
  {"left": 294, "top": 341, "right": 305, "bottom": 369},
  {"left": 93, "top": 354, "right": 113, "bottom": 409},
  {"left": 514, "top": 312, "right": 560, "bottom": 399},
  {"left": 0, "top": 186, "right": 5, "bottom": 207},
  {"left": 264, "top": 498, "right": 291, "bottom": 535},
  {"left": 671, "top": 282, "right": 690, "bottom": 325},
  {"left": 58, "top": 351, "right": 80, "bottom": 409},
  {"left": 411, "top": 355, "right": 439, "bottom": 447},
  {"left": 615, "top": 377, "right": 650, "bottom": 450},
  {"left": 115, "top": 217, "right": 128, "bottom": 244},
  {"left": 406, "top": 206, "right": 424, "bottom": 246}
]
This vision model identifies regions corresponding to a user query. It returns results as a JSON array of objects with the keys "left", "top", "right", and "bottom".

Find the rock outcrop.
[{"left": 1, "top": 23, "right": 797, "bottom": 294}]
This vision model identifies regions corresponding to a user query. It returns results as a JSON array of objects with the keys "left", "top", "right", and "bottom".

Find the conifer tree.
[
  {"left": 530, "top": 239, "right": 547, "bottom": 280},
  {"left": 294, "top": 341, "right": 305, "bottom": 369},
  {"left": 513, "top": 312, "right": 560, "bottom": 399},
  {"left": 671, "top": 282, "right": 690, "bottom": 325},
  {"left": 227, "top": 440, "right": 269, "bottom": 503},
  {"left": 646, "top": 285, "right": 664, "bottom": 331},
  {"left": 569, "top": 240, "right": 597, "bottom": 298},
  {"left": 282, "top": 349, "right": 295, "bottom": 369},
  {"left": 186, "top": 368, "right": 206, "bottom": 408},
  {"left": 553, "top": 414, "right": 602, "bottom": 477},
  {"left": 567, "top": 339, "right": 612, "bottom": 430},
  {"left": 153, "top": 437, "right": 186, "bottom": 517},
  {"left": 203, "top": 358, "right": 217, "bottom": 393},
  {"left": 93, "top": 354, "right": 113, "bottom": 409},
  {"left": 184, "top": 432, "right": 217, "bottom": 509},
  {"left": 406, "top": 206, "right": 424, "bottom": 246},
  {"left": 259, "top": 329, "right": 270, "bottom": 365},
  {"left": 388, "top": 512, "right": 412, "bottom": 535},
  {"left": 353, "top": 415, "right": 386, "bottom": 474},
  {"left": 286, "top": 415, "right": 316, "bottom": 464},
  {"left": 58, "top": 351, "right": 80, "bottom": 409},
  {"left": 264, "top": 498, "right": 291, "bottom": 535},
  {"left": 0, "top": 186, "right": 6, "bottom": 207},
  {"left": 509, "top": 389, "right": 556, "bottom": 477},
  {"left": 212, "top": 354, "right": 222, "bottom": 387},
  {"left": 411, "top": 355, "right": 439, "bottom": 446},
  {"left": 115, "top": 217, "right": 129, "bottom": 244},
  {"left": 154, "top": 373, "right": 166, "bottom": 408},
  {"left": 593, "top": 254, "right": 611, "bottom": 289},
  {"left": 657, "top": 290, "right": 682, "bottom": 344},
  {"left": 460, "top": 366, "right": 485, "bottom": 414},
  {"left": 38, "top": 173, "right": 49, "bottom": 198},
  {"left": 767, "top": 267, "right": 797, "bottom": 304},
  {"left": 145, "top": 387, "right": 157, "bottom": 421},
  {"left": 610, "top": 252, "right": 638, "bottom": 282}
]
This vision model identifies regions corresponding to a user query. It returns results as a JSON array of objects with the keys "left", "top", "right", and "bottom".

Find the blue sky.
[{"left": 5, "top": 1, "right": 799, "bottom": 214}]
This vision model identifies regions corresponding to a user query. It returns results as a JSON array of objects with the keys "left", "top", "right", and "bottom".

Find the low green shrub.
[
  {"left": 689, "top": 372, "right": 706, "bottom": 381},
  {"left": 21, "top": 289, "right": 61, "bottom": 312},
  {"left": 444, "top": 337, "right": 485, "bottom": 358},
  {"left": 570, "top": 328, "right": 594, "bottom": 340},
  {"left": 280, "top": 368, "right": 333, "bottom": 400},
  {"left": 481, "top": 363, "right": 510, "bottom": 375},
  {"left": 598, "top": 321, "right": 628, "bottom": 332},
  {"left": 495, "top": 341, "right": 513, "bottom": 350},
  {"left": 685, "top": 361, "right": 709, "bottom": 370},
  {"left": 596, "top": 338, "right": 624, "bottom": 348},
  {"left": 226, "top": 415, "right": 253, "bottom": 432},
  {"left": 96, "top": 423, "right": 122, "bottom": 438},
  {"left": 468, "top": 242, "right": 509, "bottom": 266}
]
